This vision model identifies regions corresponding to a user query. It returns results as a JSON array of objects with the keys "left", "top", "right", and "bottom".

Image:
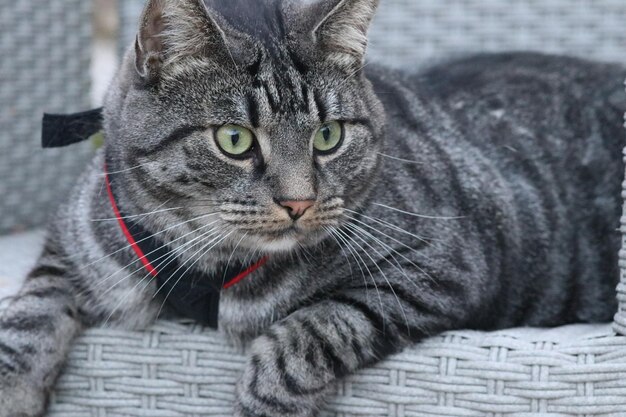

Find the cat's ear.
[
  {"left": 312, "top": 0, "right": 379, "bottom": 70},
  {"left": 134, "top": 0, "right": 230, "bottom": 82}
]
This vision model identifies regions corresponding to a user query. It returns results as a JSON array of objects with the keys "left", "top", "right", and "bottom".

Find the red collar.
[{"left": 104, "top": 163, "right": 267, "bottom": 327}]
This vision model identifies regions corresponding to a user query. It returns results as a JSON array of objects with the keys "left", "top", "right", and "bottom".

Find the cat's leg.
[
  {"left": 0, "top": 234, "right": 158, "bottom": 417},
  {"left": 234, "top": 287, "right": 472, "bottom": 417},
  {"left": 0, "top": 241, "right": 82, "bottom": 417}
]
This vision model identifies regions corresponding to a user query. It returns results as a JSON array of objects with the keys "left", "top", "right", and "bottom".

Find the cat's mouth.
[{"left": 219, "top": 197, "right": 345, "bottom": 253}]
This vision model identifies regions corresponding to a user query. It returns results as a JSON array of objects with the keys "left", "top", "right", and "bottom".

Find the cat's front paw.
[
  {"left": 0, "top": 379, "right": 48, "bottom": 417},
  {"left": 234, "top": 332, "right": 332, "bottom": 417}
]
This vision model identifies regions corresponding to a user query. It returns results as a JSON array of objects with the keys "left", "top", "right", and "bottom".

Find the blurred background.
[{"left": 1, "top": 0, "right": 626, "bottom": 294}]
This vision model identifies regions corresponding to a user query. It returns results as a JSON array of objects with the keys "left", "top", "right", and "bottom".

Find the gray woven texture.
[
  {"left": 45, "top": 0, "right": 626, "bottom": 416},
  {"left": 48, "top": 322, "right": 626, "bottom": 417},
  {"left": 0, "top": 0, "right": 94, "bottom": 234}
]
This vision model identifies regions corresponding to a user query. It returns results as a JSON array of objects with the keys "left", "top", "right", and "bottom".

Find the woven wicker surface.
[
  {"left": 0, "top": 0, "right": 94, "bottom": 234},
  {"left": 49, "top": 321, "right": 626, "bottom": 417}
]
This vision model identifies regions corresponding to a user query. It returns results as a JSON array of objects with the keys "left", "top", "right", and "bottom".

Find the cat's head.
[{"left": 104, "top": 0, "right": 384, "bottom": 254}]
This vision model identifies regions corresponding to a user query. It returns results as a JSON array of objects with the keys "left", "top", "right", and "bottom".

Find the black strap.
[
  {"left": 42, "top": 107, "right": 103, "bottom": 148},
  {"left": 123, "top": 215, "right": 224, "bottom": 328},
  {"left": 108, "top": 169, "right": 254, "bottom": 329}
]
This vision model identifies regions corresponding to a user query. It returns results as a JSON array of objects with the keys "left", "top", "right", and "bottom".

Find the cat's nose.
[{"left": 278, "top": 199, "right": 315, "bottom": 220}]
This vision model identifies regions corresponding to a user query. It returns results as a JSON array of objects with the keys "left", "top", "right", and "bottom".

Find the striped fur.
[{"left": 1, "top": 1, "right": 625, "bottom": 416}]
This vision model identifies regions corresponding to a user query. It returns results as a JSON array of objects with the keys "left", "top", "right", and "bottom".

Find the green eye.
[
  {"left": 215, "top": 124, "right": 254, "bottom": 157},
  {"left": 313, "top": 121, "right": 343, "bottom": 154}
]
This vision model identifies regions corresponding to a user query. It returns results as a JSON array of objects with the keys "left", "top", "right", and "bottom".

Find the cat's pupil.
[
  {"left": 322, "top": 127, "right": 331, "bottom": 142},
  {"left": 231, "top": 132, "right": 240, "bottom": 146}
]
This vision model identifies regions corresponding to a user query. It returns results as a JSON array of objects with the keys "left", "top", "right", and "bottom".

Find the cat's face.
[{"left": 105, "top": 0, "right": 383, "bottom": 253}]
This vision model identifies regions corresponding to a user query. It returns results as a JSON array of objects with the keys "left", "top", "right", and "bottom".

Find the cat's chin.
[
  {"left": 255, "top": 236, "right": 300, "bottom": 253},
  {"left": 244, "top": 229, "right": 328, "bottom": 254}
]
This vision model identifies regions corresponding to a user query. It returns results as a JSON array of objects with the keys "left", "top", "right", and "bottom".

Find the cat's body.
[
  {"left": 369, "top": 53, "right": 624, "bottom": 329},
  {"left": 0, "top": 0, "right": 624, "bottom": 416}
]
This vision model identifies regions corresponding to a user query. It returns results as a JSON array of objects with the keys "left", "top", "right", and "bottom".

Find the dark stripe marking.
[
  {"left": 313, "top": 90, "right": 327, "bottom": 121},
  {"left": 347, "top": 118, "right": 374, "bottom": 131},
  {"left": 29, "top": 264, "right": 66, "bottom": 279},
  {"left": 63, "top": 306, "right": 78, "bottom": 320},
  {"left": 305, "top": 342, "right": 316, "bottom": 365},
  {"left": 289, "top": 51, "right": 309, "bottom": 75},
  {"left": 343, "top": 319, "right": 366, "bottom": 363},
  {"left": 0, "top": 341, "right": 31, "bottom": 373},
  {"left": 246, "top": 92, "right": 260, "bottom": 128},
  {"left": 0, "top": 314, "right": 54, "bottom": 332},
  {"left": 299, "top": 83, "right": 310, "bottom": 113},
  {"left": 261, "top": 81, "right": 279, "bottom": 113},
  {"left": 329, "top": 294, "right": 398, "bottom": 358},
  {"left": 277, "top": 349, "right": 327, "bottom": 396},
  {"left": 249, "top": 355, "right": 297, "bottom": 414},
  {"left": 239, "top": 404, "right": 273, "bottom": 417},
  {"left": 271, "top": 72, "right": 284, "bottom": 103},
  {"left": 301, "top": 320, "right": 348, "bottom": 377},
  {"left": 42, "top": 241, "right": 62, "bottom": 258},
  {"left": 23, "top": 286, "right": 71, "bottom": 300},
  {"left": 141, "top": 125, "right": 207, "bottom": 156},
  {"left": 371, "top": 282, "right": 432, "bottom": 315},
  {"left": 247, "top": 53, "right": 263, "bottom": 77}
]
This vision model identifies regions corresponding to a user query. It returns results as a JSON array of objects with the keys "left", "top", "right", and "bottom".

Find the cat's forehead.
[
  {"left": 205, "top": 0, "right": 288, "bottom": 46},
  {"left": 196, "top": 1, "right": 313, "bottom": 77}
]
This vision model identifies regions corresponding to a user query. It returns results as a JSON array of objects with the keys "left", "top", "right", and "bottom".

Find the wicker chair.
[
  {"left": 37, "top": 0, "right": 626, "bottom": 415},
  {"left": 0, "top": 0, "right": 94, "bottom": 235}
]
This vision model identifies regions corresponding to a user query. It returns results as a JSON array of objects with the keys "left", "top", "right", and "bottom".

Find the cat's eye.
[
  {"left": 313, "top": 121, "right": 343, "bottom": 154},
  {"left": 215, "top": 124, "right": 255, "bottom": 157}
]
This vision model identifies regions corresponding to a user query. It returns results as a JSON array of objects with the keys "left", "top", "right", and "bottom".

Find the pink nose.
[{"left": 279, "top": 200, "right": 315, "bottom": 220}]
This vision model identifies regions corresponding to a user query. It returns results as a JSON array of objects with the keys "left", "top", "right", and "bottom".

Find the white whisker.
[
  {"left": 323, "top": 226, "right": 354, "bottom": 279},
  {"left": 83, "top": 219, "right": 220, "bottom": 299},
  {"left": 341, "top": 224, "right": 410, "bottom": 333},
  {"left": 344, "top": 213, "right": 434, "bottom": 261},
  {"left": 101, "top": 227, "right": 224, "bottom": 326},
  {"left": 344, "top": 222, "right": 411, "bottom": 280},
  {"left": 90, "top": 206, "right": 182, "bottom": 222},
  {"left": 343, "top": 208, "right": 436, "bottom": 245},
  {"left": 153, "top": 231, "right": 231, "bottom": 300},
  {"left": 79, "top": 211, "right": 219, "bottom": 270},
  {"left": 221, "top": 232, "right": 248, "bottom": 286},
  {"left": 377, "top": 152, "right": 424, "bottom": 165},
  {"left": 335, "top": 226, "right": 386, "bottom": 329},
  {"left": 373, "top": 202, "right": 465, "bottom": 220},
  {"left": 95, "top": 225, "right": 220, "bottom": 300},
  {"left": 98, "top": 162, "right": 153, "bottom": 175},
  {"left": 326, "top": 226, "right": 365, "bottom": 291},
  {"left": 343, "top": 214, "right": 437, "bottom": 283}
]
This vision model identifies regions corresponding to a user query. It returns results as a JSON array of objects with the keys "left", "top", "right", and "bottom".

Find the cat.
[{"left": 1, "top": 0, "right": 625, "bottom": 416}]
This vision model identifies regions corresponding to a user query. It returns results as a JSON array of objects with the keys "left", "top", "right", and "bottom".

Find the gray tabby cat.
[{"left": 1, "top": 0, "right": 624, "bottom": 415}]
